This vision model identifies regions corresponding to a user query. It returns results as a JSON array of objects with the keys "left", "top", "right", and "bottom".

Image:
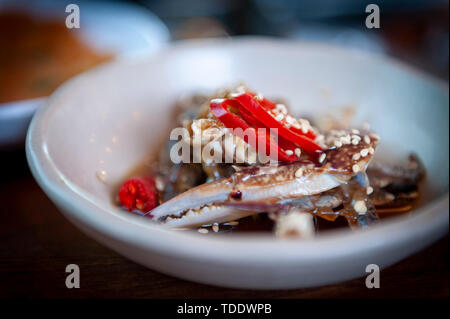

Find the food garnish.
[{"left": 118, "top": 176, "right": 159, "bottom": 212}]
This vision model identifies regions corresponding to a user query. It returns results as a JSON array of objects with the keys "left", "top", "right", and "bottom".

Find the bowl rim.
[{"left": 26, "top": 37, "right": 449, "bottom": 265}]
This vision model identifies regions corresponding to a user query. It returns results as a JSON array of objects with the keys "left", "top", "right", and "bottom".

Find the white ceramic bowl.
[
  {"left": 0, "top": 0, "right": 169, "bottom": 148},
  {"left": 26, "top": 38, "right": 449, "bottom": 289}
]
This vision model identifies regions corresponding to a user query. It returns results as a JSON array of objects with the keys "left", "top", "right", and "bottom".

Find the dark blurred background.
[{"left": 135, "top": 0, "right": 449, "bottom": 80}]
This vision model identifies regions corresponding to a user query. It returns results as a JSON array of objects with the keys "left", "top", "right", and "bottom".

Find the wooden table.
[{"left": 0, "top": 150, "right": 448, "bottom": 299}]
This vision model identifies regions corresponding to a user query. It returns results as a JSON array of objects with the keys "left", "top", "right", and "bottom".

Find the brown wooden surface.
[{"left": 0, "top": 150, "right": 448, "bottom": 299}]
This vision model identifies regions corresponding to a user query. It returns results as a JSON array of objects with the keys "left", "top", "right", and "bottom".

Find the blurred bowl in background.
[{"left": 0, "top": 0, "right": 170, "bottom": 149}]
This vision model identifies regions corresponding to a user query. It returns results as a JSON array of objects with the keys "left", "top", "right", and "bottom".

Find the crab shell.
[{"left": 148, "top": 132, "right": 379, "bottom": 228}]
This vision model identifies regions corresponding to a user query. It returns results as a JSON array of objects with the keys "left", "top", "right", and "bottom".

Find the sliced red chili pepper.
[
  {"left": 210, "top": 99, "right": 297, "bottom": 162},
  {"left": 232, "top": 93, "right": 323, "bottom": 156},
  {"left": 209, "top": 98, "right": 250, "bottom": 130},
  {"left": 246, "top": 91, "right": 277, "bottom": 110},
  {"left": 244, "top": 92, "right": 317, "bottom": 140},
  {"left": 237, "top": 103, "right": 264, "bottom": 127},
  {"left": 118, "top": 176, "right": 158, "bottom": 212},
  {"left": 237, "top": 103, "right": 298, "bottom": 151},
  {"left": 289, "top": 126, "right": 317, "bottom": 140}
]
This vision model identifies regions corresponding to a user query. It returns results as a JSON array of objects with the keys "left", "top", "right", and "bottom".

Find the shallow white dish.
[
  {"left": 26, "top": 38, "right": 449, "bottom": 289},
  {"left": 0, "top": 0, "right": 169, "bottom": 148}
]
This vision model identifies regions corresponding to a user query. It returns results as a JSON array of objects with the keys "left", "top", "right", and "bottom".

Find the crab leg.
[{"left": 149, "top": 163, "right": 345, "bottom": 226}]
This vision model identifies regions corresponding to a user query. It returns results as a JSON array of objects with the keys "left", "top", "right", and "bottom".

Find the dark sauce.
[{"left": 216, "top": 214, "right": 275, "bottom": 234}]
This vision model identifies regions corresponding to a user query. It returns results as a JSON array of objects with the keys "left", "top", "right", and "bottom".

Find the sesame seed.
[
  {"left": 360, "top": 148, "right": 370, "bottom": 157},
  {"left": 286, "top": 115, "right": 296, "bottom": 125},
  {"left": 299, "top": 118, "right": 308, "bottom": 125},
  {"left": 236, "top": 85, "right": 246, "bottom": 93},
  {"left": 364, "top": 135, "right": 371, "bottom": 144},
  {"left": 352, "top": 164, "right": 360, "bottom": 173},
  {"left": 155, "top": 177, "right": 165, "bottom": 191},
  {"left": 386, "top": 193, "right": 395, "bottom": 201},
  {"left": 378, "top": 179, "right": 390, "bottom": 188},
  {"left": 212, "top": 223, "right": 219, "bottom": 233},
  {"left": 334, "top": 140, "right": 343, "bottom": 148},
  {"left": 366, "top": 186, "right": 374, "bottom": 195},
  {"left": 319, "top": 153, "right": 326, "bottom": 163},
  {"left": 341, "top": 135, "right": 351, "bottom": 145},
  {"left": 198, "top": 228, "right": 209, "bottom": 234},
  {"left": 276, "top": 104, "right": 287, "bottom": 114},
  {"left": 299, "top": 119, "right": 311, "bottom": 134},
  {"left": 352, "top": 153, "right": 361, "bottom": 161},
  {"left": 370, "top": 133, "right": 380, "bottom": 140},
  {"left": 295, "top": 167, "right": 304, "bottom": 178},
  {"left": 351, "top": 138, "right": 360, "bottom": 145},
  {"left": 294, "top": 148, "right": 301, "bottom": 157},
  {"left": 369, "top": 147, "right": 375, "bottom": 155},
  {"left": 354, "top": 200, "right": 367, "bottom": 214},
  {"left": 96, "top": 170, "right": 107, "bottom": 183},
  {"left": 351, "top": 129, "right": 360, "bottom": 134},
  {"left": 286, "top": 150, "right": 293, "bottom": 155},
  {"left": 275, "top": 113, "right": 284, "bottom": 121},
  {"left": 255, "top": 93, "right": 264, "bottom": 100}
]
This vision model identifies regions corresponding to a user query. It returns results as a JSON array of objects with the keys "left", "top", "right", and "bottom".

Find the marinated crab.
[
  {"left": 148, "top": 131, "right": 380, "bottom": 229},
  {"left": 117, "top": 86, "right": 425, "bottom": 238}
]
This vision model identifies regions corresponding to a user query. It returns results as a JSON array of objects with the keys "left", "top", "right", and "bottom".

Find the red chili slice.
[
  {"left": 238, "top": 103, "right": 262, "bottom": 127},
  {"left": 210, "top": 98, "right": 298, "bottom": 162},
  {"left": 289, "top": 126, "right": 317, "bottom": 140},
  {"left": 246, "top": 91, "right": 277, "bottom": 110},
  {"left": 118, "top": 176, "right": 158, "bottom": 212},
  {"left": 246, "top": 92, "right": 316, "bottom": 140},
  {"left": 232, "top": 93, "right": 323, "bottom": 156},
  {"left": 237, "top": 103, "right": 298, "bottom": 151}
]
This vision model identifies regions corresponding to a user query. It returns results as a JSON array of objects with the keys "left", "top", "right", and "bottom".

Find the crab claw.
[
  {"left": 148, "top": 131, "right": 379, "bottom": 228},
  {"left": 149, "top": 164, "right": 344, "bottom": 227}
]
